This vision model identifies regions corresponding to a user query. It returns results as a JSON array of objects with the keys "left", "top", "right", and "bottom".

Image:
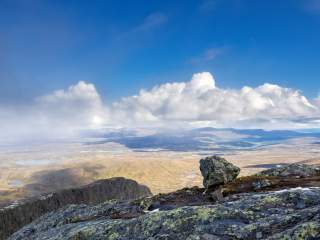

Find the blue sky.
[
  {"left": 0, "top": 0, "right": 320, "bottom": 104},
  {"left": 1, "top": 0, "right": 320, "bottom": 141}
]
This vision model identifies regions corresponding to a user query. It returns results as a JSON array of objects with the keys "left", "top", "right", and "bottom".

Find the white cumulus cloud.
[
  {"left": 0, "top": 72, "right": 319, "bottom": 143},
  {"left": 110, "top": 72, "right": 319, "bottom": 129}
]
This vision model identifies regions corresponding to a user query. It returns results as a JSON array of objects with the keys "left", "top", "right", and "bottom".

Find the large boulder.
[
  {"left": 256, "top": 163, "right": 320, "bottom": 178},
  {"left": 200, "top": 156, "right": 240, "bottom": 190}
]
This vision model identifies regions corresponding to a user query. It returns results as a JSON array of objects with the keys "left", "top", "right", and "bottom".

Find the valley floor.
[{"left": 1, "top": 137, "right": 320, "bottom": 205}]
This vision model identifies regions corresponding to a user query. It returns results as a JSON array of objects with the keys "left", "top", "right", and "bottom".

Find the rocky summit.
[{"left": 7, "top": 156, "right": 320, "bottom": 239}]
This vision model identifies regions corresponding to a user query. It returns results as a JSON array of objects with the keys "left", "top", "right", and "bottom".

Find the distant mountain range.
[{"left": 85, "top": 128, "right": 320, "bottom": 152}]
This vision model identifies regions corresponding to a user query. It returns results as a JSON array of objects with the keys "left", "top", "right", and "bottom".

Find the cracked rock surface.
[
  {"left": 7, "top": 158, "right": 320, "bottom": 240},
  {"left": 10, "top": 187, "right": 320, "bottom": 240}
]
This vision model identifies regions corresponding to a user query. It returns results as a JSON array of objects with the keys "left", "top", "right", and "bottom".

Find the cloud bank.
[
  {"left": 111, "top": 72, "right": 319, "bottom": 129},
  {"left": 1, "top": 72, "right": 320, "bottom": 142}
]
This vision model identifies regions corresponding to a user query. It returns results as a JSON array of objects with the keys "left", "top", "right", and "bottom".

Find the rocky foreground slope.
[
  {"left": 8, "top": 156, "right": 320, "bottom": 239},
  {"left": 0, "top": 177, "right": 151, "bottom": 239}
]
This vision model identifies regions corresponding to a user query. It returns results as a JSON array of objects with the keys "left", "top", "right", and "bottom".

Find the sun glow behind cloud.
[{"left": 0, "top": 72, "right": 320, "bottom": 143}]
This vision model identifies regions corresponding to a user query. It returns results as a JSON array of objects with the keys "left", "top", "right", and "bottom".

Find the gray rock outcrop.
[
  {"left": 9, "top": 187, "right": 320, "bottom": 240},
  {"left": 256, "top": 163, "right": 320, "bottom": 178},
  {"left": 7, "top": 157, "right": 320, "bottom": 239},
  {"left": 200, "top": 155, "right": 240, "bottom": 190},
  {"left": 0, "top": 177, "right": 151, "bottom": 240}
]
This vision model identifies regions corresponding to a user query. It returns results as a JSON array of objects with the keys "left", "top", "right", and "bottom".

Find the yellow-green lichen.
[
  {"left": 108, "top": 232, "right": 120, "bottom": 240},
  {"left": 195, "top": 207, "right": 214, "bottom": 221},
  {"left": 291, "top": 222, "right": 320, "bottom": 239}
]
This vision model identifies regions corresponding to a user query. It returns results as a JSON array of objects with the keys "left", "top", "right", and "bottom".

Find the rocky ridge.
[
  {"left": 0, "top": 177, "right": 151, "bottom": 240},
  {"left": 8, "top": 156, "right": 320, "bottom": 239}
]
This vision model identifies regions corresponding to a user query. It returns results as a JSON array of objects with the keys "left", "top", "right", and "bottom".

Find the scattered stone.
[
  {"left": 200, "top": 156, "right": 240, "bottom": 190},
  {"left": 251, "top": 178, "right": 272, "bottom": 190},
  {"left": 256, "top": 163, "right": 320, "bottom": 178}
]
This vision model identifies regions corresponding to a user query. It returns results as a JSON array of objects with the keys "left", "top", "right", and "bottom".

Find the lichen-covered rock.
[
  {"left": 256, "top": 163, "right": 320, "bottom": 178},
  {"left": 7, "top": 157, "right": 320, "bottom": 240},
  {"left": 200, "top": 156, "right": 240, "bottom": 189},
  {"left": 9, "top": 188, "right": 320, "bottom": 240},
  {"left": 0, "top": 177, "right": 151, "bottom": 240}
]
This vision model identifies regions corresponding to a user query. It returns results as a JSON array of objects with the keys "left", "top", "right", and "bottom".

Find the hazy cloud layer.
[
  {"left": 189, "top": 47, "right": 228, "bottom": 65},
  {"left": 199, "top": 0, "right": 217, "bottom": 12},
  {"left": 0, "top": 81, "right": 107, "bottom": 143},
  {"left": 0, "top": 72, "right": 319, "bottom": 142},
  {"left": 303, "top": 0, "right": 320, "bottom": 14},
  {"left": 133, "top": 12, "right": 168, "bottom": 32}
]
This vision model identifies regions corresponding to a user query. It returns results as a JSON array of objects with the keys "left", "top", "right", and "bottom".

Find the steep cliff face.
[{"left": 0, "top": 177, "right": 151, "bottom": 240}]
